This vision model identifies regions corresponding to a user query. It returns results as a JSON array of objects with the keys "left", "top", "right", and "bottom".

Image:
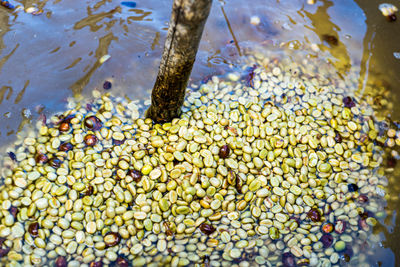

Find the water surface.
[{"left": 1, "top": 0, "right": 400, "bottom": 265}]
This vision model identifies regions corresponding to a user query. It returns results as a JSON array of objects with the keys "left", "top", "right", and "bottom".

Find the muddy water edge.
[{"left": 1, "top": 0, "right": 400, "bottom": 266}]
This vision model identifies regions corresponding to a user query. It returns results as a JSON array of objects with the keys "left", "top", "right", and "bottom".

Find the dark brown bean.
[
  {"left": 0, "top": 248, "right": 10, "bottom": 257},
  {"left": 84, "top": 134, "right": 98, "bottom": 146},
  {"left": 244, "top": 64, "right": 257, "bottom": 87},
  {"left": 86, "top": 103, "right": 93, "bottom": 111},
  {"left": 199, "top": 223, "right": 216, "bottom": 235},
  {"left": 321, "top": 234, "right": 334, "bottom": 248},
  {"left": 0, "top": 238, "right": 9, "bottom": 257},
  {"left": 235, "top": 174, "right": 243, "bottom": 194},
  {"left": 39, "top": 113, "right": 47, "bottom": 125},
  {"left": 334, "top": 131, "right": 342, "bottom": 143},
  {"left": 359, "top": 218, "right": 369, "bottom": 231},
  {"left": 343, "top": 96, "right": 356, "bottom": 108},
  {"left": 282, "top": 252, "right": 296, "bottom": 267},
  {"left": 219, "top": 145, "right": 230, "bottom": 159},
  {"left": 9, "top": 206, "right": 18, "bottom": 218},
  {"left": 358, "top": 211, "right": 372, "bottom": 220},
  {"left": 163, "top": 222, "right": 174, "bottom": 236},
  {"left": 84, "top": 116, "right": 102, "bottom": 131},
  {"left": 89, "top": 261, "right": 103, "bottom": 267},
  {"left": 103, "top": 81, "right": 112, "bottom": 90},
  {"left": 113, "top": 139, "right": 125, "bottom": 146},
  {"left": 7, "top": 152, "right": 16, "bottom": 161},
  {"left": 128, "top": 170, "right": 142, "bottom": 183},
  {"left": 340, "top": 247, "right": 353, "bottom": 263},
  {"left": 49, "top": 158, "right": 62, "bottom": 168},
  {"left": 387, "top": 156, "right": 397, "bottom": 168},
  {"left": 55, "top": 256, "right": 68, "bottom": 267},
  {"left": 85, "top": 185, "right": 94, "bottom": 196},
  {"left": 104, "top": 232, "right": 121, "bottom": 247},
  {"left": 59, "top": 122, "right": 70, "bottom": 132},
  {"left": 59, "top": 142, "right": 73, "bottom": 152},
  {"left": 244, "top": 251, "right": 256, "bottom": 261},
  {"left": 307, "top": 208, "right": 321, "bottom": 222},
  {"left": 28, "top": 222, "right": 39, "bottom": 237},
  {"left": 115, "top": 256, "right": 129, "bottom": 267},
  {"left": 357, "top": 194, "right": 369, "bottom": 203},
  {"left": 35, "top": 153, "right": 48, "bottom": 164},
  {"left": 56, "top": 114, "right": 74, "bottom": 127}
]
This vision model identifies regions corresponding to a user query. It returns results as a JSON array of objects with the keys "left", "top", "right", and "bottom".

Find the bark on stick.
[{"left": 146, "top": 0, "right": 212, "bottom": 122}]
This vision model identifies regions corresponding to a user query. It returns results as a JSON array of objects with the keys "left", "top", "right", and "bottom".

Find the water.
[{"left": 1, "top": 0, "right": 400, "bottom": 266}]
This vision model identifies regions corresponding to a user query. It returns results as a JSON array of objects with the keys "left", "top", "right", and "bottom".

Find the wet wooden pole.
[{"left": 146, "top": 0, "right": 213, "bottom": 122}]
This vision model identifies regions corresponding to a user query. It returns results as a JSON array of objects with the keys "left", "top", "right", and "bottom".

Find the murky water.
[{"left": 1, "top": 0, "right": 400, "bottom": 266}]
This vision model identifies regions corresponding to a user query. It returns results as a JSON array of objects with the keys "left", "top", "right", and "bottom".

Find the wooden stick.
[{"left": 146, "top": 0, "right": 213, "bottom": 122}]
